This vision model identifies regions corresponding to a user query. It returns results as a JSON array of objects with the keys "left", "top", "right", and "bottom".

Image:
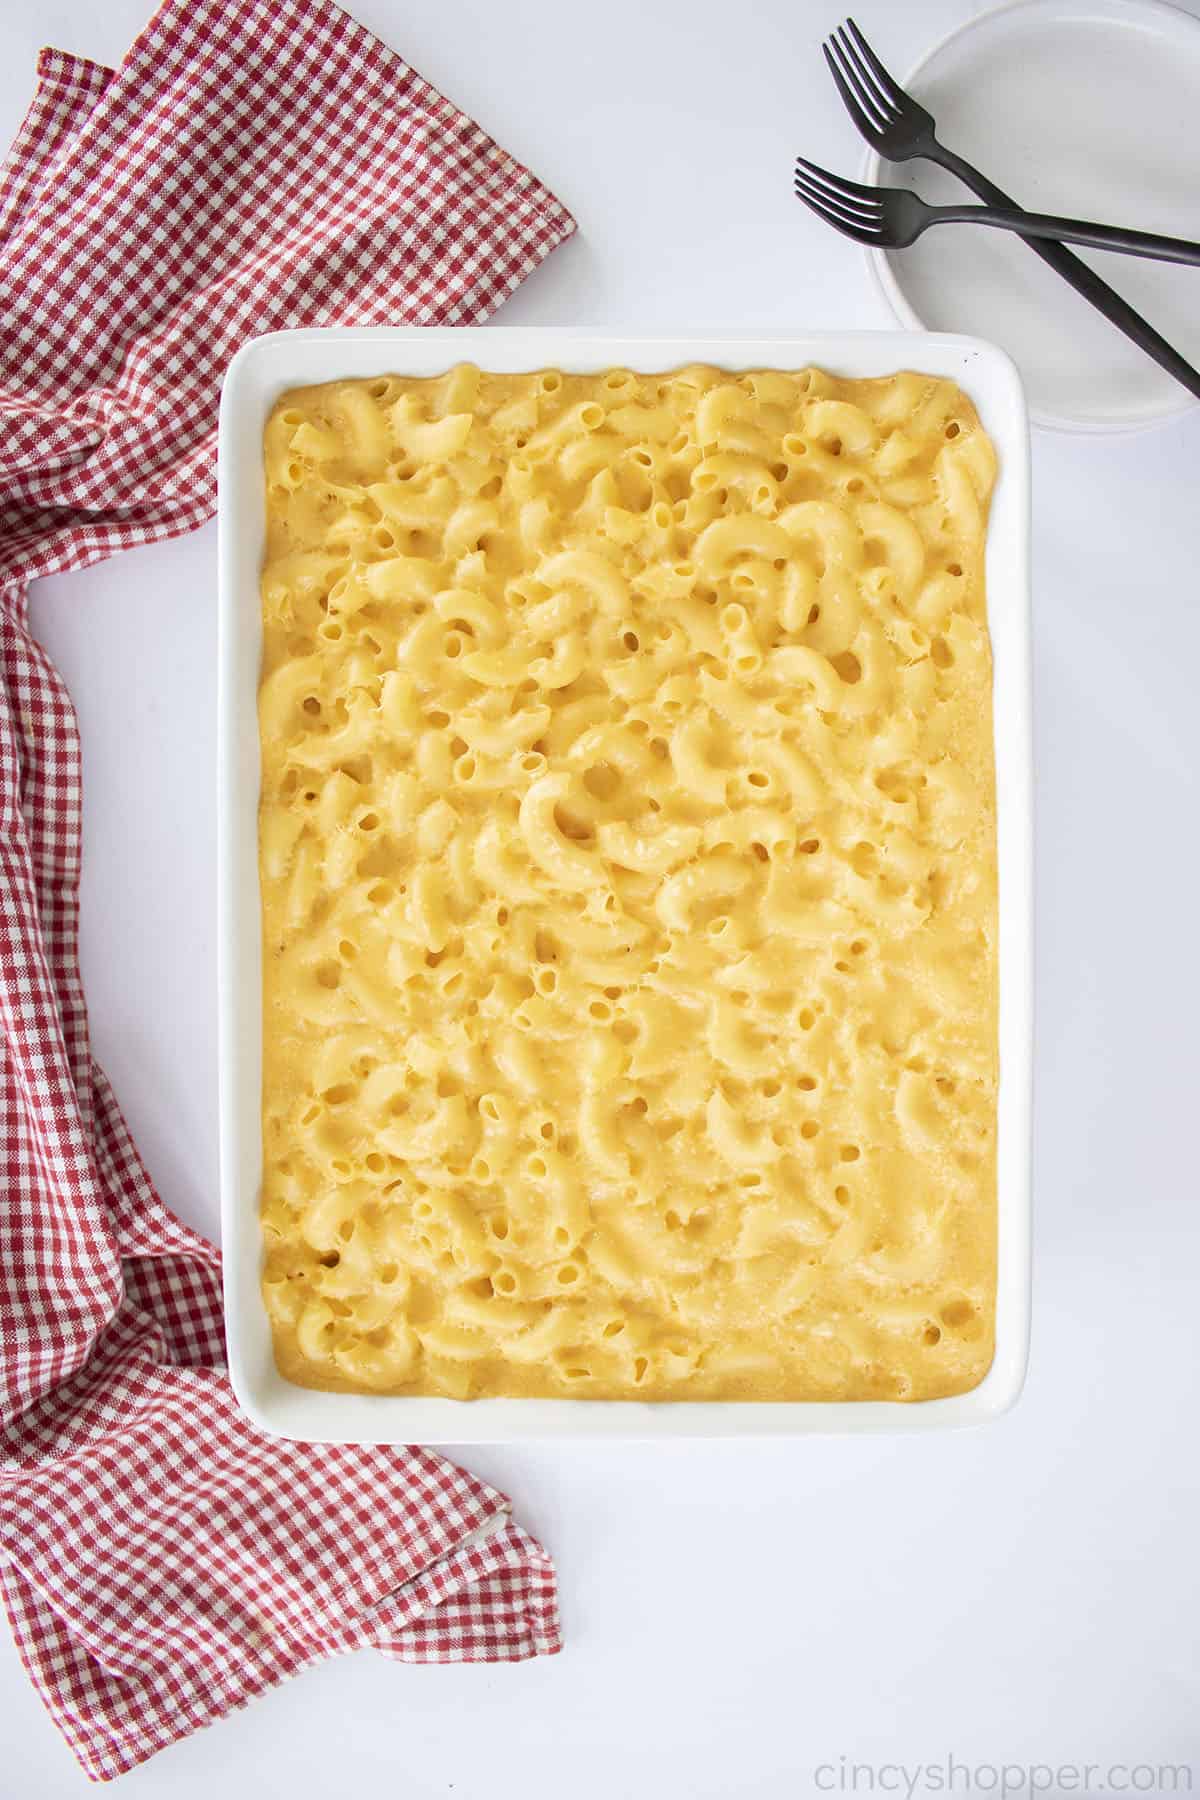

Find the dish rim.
[
  {"left": 861, "top": 0, "right": 1200, "bottom": 437},
  {"left": 217, "top": 326, "right": 1032, "bottom": 1443}
]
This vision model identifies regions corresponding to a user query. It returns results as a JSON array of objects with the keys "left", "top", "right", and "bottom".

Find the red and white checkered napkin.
[{"left": 0, "top": 0, "right": 575, "bottom": 1781}]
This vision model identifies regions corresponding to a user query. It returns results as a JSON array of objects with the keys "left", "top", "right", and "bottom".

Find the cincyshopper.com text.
[{"left": 812, "top": 1758, "right": 1194, "bottom": 1796}]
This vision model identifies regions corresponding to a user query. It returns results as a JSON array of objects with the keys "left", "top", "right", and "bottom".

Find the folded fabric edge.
[
  {"left": 406, "top": 80, "right": 578, "bottom": 239},
  {"left": 0, "top": 48, "right": 111, "bottom": 252},
  {"left": 476, "top": 145, "right": 578, "bottom": 241},
  {"left": 34, "top": 48, "right": 115, "bottom": 93},
  {"left": 371, "top": 1513, "right": 562, "bottom": 1663},
  {"left": 103, "top": 0, "right": 578, "bottom": 242},
  {"left": 5, "top": 1513, "right": 559, "bottom": 1783}
]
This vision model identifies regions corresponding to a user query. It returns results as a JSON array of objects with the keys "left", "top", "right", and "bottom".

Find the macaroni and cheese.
[{"left": 258, "top": 363, "right": 998, "bottom": 1401}]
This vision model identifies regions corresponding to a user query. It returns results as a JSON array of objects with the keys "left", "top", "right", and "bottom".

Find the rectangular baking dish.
[{"left": 218, "top": 328, "right": 1031, "bottom": 1441}]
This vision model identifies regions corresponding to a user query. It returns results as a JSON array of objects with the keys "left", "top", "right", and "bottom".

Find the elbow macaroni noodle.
[{"left": 258, "top": 363, "right": 999, "bottom": 1402}]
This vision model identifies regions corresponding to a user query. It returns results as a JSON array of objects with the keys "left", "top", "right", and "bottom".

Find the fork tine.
[
  {"left": 793, "top": 199, "right": 878, "bottom": 244},
  {"left": 821, "top": 42, "right": 882, "bottom": 140},
  {"left": 792, "top": 185, "right": 879, "bottom": 227},
  {"left": 792, "top": 179, "right": 880, "bottom": 232},
  {"left": 844, "top": 18, "right": 907, "bottom": 109},
  {"left": 793, "top": 156, "right": 879, "bottom": 212},
  {"left": 793, "top": 193, "right": 881, "bottom": 238},
  {"left": 825, "top": 31, "right": 888, "bottom": 129},
  {"left": 791, "top": 176, "right": 882, "bottom": 240},
  {"left": 831, "top": 25, "right": 894, "bottom": 123}
]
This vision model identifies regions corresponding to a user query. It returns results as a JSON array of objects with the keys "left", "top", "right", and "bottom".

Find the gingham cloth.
[{"left": 0, "top": 0, "right": 575, "bottom": 1781}]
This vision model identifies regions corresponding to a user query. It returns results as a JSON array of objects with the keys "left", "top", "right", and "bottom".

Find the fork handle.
[
  {"left": 932, "top": 144, "right": 1200, "bottom": 400},
  {"left": 932, "top": 203, "right": 1200, "bottom": 267}
]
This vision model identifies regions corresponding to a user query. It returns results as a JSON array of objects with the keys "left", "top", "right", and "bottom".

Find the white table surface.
[{"left": 3, "top": 1, "right": 1200, "bottom": 1794}]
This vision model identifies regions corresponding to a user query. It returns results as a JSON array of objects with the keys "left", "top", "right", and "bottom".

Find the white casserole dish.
[{"left": 218, "top": 328, "right": 1032, "bottom": 1442}]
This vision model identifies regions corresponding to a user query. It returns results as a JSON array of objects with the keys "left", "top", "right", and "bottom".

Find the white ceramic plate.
[
  {"left": 865, "top": 0, "right": 1200, "bottom": 433},
  {"left": 218, "top": 327, "right": 1032, "bottom": 1442}
]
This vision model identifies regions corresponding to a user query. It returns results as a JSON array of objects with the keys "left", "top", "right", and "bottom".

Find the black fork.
[
  {"left": 822, "top": 17, "right": 1200, "bottom": 400},
  {"left": 793, "top": 156, "right": 1200, "bottom": 264}
]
